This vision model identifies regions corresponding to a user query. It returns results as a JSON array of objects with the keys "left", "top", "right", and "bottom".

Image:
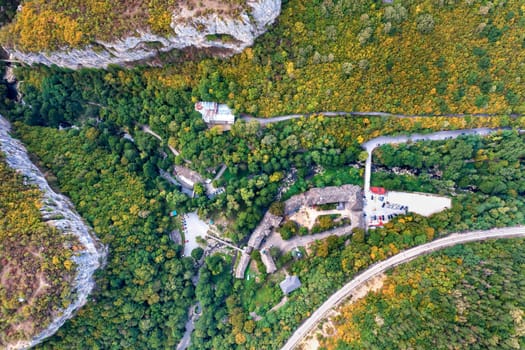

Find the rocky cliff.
[
  {"left": 4, "top": 0, "right": 281, "bottom": 69},
  {"left": 0, "top": 116, "right": 106, "bottom": 349}
]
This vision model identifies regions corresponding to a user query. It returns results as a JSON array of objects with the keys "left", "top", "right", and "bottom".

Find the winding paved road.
[
  {"left": 362, "top": 127, "right": 502, "bottom": 193},
  {"left": 280, "top": 226, "right": 525, "bottom": 350},
  {"left": 241, "top": 112, "right": 522, "bottom": 125},
  {"left": 261, "top": 210, "right": 362, "bottom": 253}
]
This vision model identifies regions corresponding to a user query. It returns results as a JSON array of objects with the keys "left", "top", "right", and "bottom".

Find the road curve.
[
  {"left": 362, "top": 127, "right": 503, "bottom": 194},
  {"left": 281, "top": 226, "right": 525, "bottom": 350}
]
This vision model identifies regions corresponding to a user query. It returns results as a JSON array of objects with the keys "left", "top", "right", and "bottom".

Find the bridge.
[{"left": 206, "top": 232, "right": 243, "bottom": 252}]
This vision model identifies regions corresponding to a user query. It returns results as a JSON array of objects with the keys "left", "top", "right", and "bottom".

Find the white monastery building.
[{"left": 195, "top": 102, "right": 235, "bottom": 124}]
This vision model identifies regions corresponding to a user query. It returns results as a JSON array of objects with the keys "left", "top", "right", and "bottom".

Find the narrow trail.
[{"left": 141, "top": 125, "right": 182, "bottom": 157}]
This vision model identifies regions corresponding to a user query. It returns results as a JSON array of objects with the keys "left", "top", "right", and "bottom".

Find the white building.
[{"left": 195, "top": 102, "right": 235, "bottom": 125}]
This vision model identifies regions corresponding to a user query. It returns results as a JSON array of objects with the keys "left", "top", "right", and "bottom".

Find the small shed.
[{"left": 280, "top": 276, "right": 302, "bottom": 295}]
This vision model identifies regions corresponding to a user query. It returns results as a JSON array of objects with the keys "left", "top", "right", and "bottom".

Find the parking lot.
[
  {"left": 364, "top": 192, "right": 407, "bottom": 227},
  {"left": 364, "top": 190, "right": 451, "bottom": 227},
  {"left": 182, "top": 212, "right": 209, "bottom": 256},
  {"left": 387, "top": 191, "right": 451, "bottom": 216}
]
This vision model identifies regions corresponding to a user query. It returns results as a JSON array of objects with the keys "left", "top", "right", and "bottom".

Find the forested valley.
[
  {"left": 0, "top": 0, "right": 525, "bottom": 348},
  {"left": 10, "top": 124, "right": 197, "bottom": 349},
  {"left": 321, "top": 238, "right": 525, "bottom": 349},
  {"left": 1, "top": 59, "right": 523, "bottom": 348}
]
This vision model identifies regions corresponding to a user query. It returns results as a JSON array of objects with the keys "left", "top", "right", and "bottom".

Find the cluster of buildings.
[
  {"left": 167, "top": 101, "right": 234, "bottom": 198},
  {"left": 172, "top": 164, "right": 226, "bottom": 199},
  {"left": 234, "top": 184, "right": 363, "bottom": 281},
  {"left": 284, "top": 184, "right": 363, "bottom": 215},
  {"left": 235, "top": 211, "right": 283, "bottom": 278},
  {"left": 195, "top": 101, "right": 235, "bottom": 125}
]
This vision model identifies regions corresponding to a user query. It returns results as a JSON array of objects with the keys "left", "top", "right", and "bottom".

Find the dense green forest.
[
  {"left": 215, "top": 0, "right": 525, "bottom": 116},
  {"left": 4, "top": 64, "right": 524, "bottom": 348},
  {"left": 0, "top": 0, "right": 19, "bottom": 28},
  {"left": 0, "top": 154, "right": 76, "bottom": 347},
  {"left": 3, "top": 0, "right": 525, "bottom": 115},
  {"left": 1, "top": 0, "right": 525, "bottom": 348},
  {"left": 322, "top": 238, "right": 525, "bottom": 349},
  {"left": 11, "top": 124, "right": 197, "bottom": 349}
]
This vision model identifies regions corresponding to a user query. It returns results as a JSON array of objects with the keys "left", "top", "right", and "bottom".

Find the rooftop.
[
  {"left": 235, "top": 252, "right": 251, "bottom": 279},
  {"left": 280, "top": 275, "right": 301, "bottom": 295},
  {"left": 195, "top": 101, "right": 235, "bottom": 124},
  {"left": 247, "top": 212, "right": 283, "bottom": 249},
  {"left": 260, "top": 249, "right": 277, "bottom": 274},
  {"left": 370, "top": 187, "right": 386, "bottom": 195},
  {"left": 285, "top": 184, "right": 362, "bottom": 215},
  {"left": 174, "top": 165, "right": 203, "bottom": 188}
]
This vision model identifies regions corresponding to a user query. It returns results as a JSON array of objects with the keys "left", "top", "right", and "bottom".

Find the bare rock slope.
[
  {"left": 5, "top": 0, "right": 281, "bottom": 69},
  {"left": 0, "top": 116, "right": 106, "bottom": 349}
]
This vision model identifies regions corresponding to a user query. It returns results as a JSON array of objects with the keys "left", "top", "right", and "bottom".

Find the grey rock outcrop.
[
  {"left": 5, "top": 0, "right": 281, "bottom": 69},
  {"left": 0, "top": 115, "right": 106, "bottom": 349}
]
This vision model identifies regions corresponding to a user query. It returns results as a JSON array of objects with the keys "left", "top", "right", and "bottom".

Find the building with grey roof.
[
  {"left": 235, "top": 211, "right": 283, "bottom": 279},
  {"left": 260, "top": 248, "right": 277, "bottom": 274},
  {"left": 280, "top": 275, "right": 301, "bottom": 295},
  {"left": 247, "top": 212, "right": 283, "bottom": 249},
  {"left": 284, "top": 184, "right": 362, "bottom": 215},
  {"left": 195, "top": 102, "right": 235, "bottom": 125},
  {"left": 235, "top": 251, "right": 251, "bottom": 279},
  {"left": 174, "top": 165, "right": 204, "bottom": 189}
]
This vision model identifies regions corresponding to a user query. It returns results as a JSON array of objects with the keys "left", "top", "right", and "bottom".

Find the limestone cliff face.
[
  {"left": 6, "top": 0, "right": 281, "bottom": 69},
  {"left": 0, "top": 116, "right": 106, "bottom": 349}
]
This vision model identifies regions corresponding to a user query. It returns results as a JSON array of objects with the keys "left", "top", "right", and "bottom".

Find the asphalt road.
[
  {"left": 261, "top": 211, "right": 362, "bottom": 252},
  {"left": 280, "top": 226, "right": 525, "bottom": 350},
  {"left": 362, "top": 128, "right": 500, "bottom": 193},
  {"left": 241, "top": 112, "right": 522, "bottom": 125}
]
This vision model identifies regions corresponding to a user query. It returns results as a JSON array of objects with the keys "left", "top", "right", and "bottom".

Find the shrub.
[{"left": 416, "top": 14, "right": 435, "bottom": 34}]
